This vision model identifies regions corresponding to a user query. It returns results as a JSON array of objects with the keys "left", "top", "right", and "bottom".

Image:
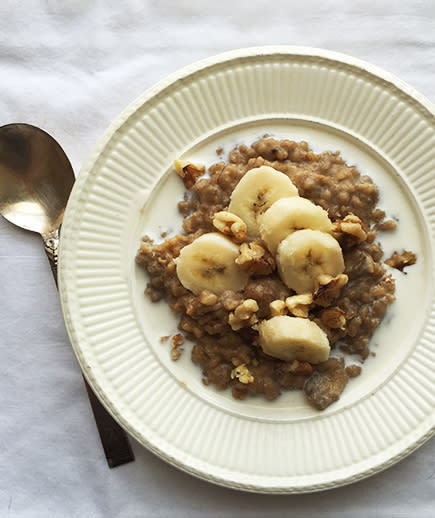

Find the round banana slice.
[
  {"left": 228, "top": 166, "right": 298, "bottom": 238},
  {"left": 259, "top": 196, "right": 333, "bottom": 254},
  {"left": 176, "top": 232, "right": 249, "bottom": 295},
  {"left": 258, "top": 315, "right": 330, "bottom": 363},
  {"left": 277, "top": 229, "right": 344, "bottom": 294}
]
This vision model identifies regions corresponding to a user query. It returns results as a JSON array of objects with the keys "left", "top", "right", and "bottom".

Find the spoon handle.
[
  {"left": 43, "top": 228, "right": 60, "bottom": 285},
  {"left": 42, "top": 228, "right": 135, "bottom": 468}
]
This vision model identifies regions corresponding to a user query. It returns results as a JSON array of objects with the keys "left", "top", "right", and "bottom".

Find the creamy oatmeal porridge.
[{"left": 136, "top": 137, "right": 415, "bottom": 410}]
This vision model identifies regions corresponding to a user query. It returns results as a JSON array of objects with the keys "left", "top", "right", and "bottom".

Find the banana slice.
[
  {"left": 277, "top": 229, "right": 344, "bottom": 294},
  {"left": 258, "top": 315, "right": 330, "bottom": 363},
  {"left": 176, "top": 232, "right": 249, "bottom": 295},
  {"left": 228, "top": 166, "right": 299, "bottom": 237},
  {"left": 259, "top": 196, "right": 333, "bottom": 254}
]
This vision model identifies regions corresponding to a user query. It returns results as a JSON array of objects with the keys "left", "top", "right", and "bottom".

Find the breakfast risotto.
[{"left": 136, "top": 137, "right": 415, "bottom": 410}]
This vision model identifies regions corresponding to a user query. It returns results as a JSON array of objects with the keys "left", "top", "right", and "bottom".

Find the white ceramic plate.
[{"left": 59, "top": 46, "right": 435, "bottom": 493}]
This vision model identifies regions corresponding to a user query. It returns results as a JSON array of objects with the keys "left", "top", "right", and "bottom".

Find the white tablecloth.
[{"left": 1, "top": 1, "right": 434, "bottom": 516}]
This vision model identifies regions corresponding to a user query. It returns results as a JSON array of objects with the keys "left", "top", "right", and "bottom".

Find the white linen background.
[{"left": 1, "top": 0, "right": 434, "bottom": 516}]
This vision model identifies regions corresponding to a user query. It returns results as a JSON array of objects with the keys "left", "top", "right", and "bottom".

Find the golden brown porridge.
[{"left": 136, "top": 137, "right": 415, "bottom": 410}]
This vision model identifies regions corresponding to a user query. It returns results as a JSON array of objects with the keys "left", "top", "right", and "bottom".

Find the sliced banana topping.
[
  {"left": 276, "top": 229, "right": 345, "bottom": 294},
  {"left": 228, "top": 166, "right": 299, "bottom": 238},
  {"left": 176, "top": 232, "right": 249, "bottom": 295},
  {"left": 259, "top": 196, "right": 333, "bottom": 254},
  {"left": 258, "top": 315, "right": 330, "bottom": 363}
]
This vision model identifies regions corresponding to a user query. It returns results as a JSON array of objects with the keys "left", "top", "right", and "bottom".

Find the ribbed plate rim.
[{"left": 58, "top": 46, "right": 435, "bottom": 493}]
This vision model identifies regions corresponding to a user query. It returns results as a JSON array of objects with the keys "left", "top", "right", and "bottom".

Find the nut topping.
[
  {"left": 231, "top": 364, "right": 254, "bottom": 384},
  {"left": 332, "top": 213, "right": 367, "bottom": 244},
  {"left": 235, "top": 241, "right": 275, "bottom": 275},
  {"left": 174, "top": 160, "right": 205, "bottom": 189},
  {"left": 269, "top": 299, "right": 287, "bottom": 317},
  {"left": 285, "top": 293, "right": 313, "bottom": 318},
  {"left": 212, "top": 211, "right": 247, "bottom": 243},
  {"left": 228, "top": 298, "right": 259, "bottom": 331},
  {"left": 314, "top": 274, "right": 348, "bottom": 307}
]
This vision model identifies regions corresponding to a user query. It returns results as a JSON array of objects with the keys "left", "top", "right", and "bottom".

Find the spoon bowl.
[{"left": 0, "top": 123, "right": 75, "bottom": 237}]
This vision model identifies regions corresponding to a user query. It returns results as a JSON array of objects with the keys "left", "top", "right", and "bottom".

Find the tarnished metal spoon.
[{"left": 0, "top": 123, "right": 134, "bottom": 467}]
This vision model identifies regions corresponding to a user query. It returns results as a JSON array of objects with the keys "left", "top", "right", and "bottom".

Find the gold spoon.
[{"left": 0, "top": 123, "right": 134, "bottom": 467}]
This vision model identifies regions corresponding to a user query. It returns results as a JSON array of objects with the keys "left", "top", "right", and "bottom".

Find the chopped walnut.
[
  {"left": 171, "top": 333, "right": 184, "bottom": 347},
  {"left": 171, "top": 333, "right": 185, "bottom": 361},
  {"left": 171, "top": 348, "right": 182, "bottom": 361},
  {"left": 317, "top": 273, "right": 348, "bottom": 289},
  {"left": 385, "top": 250, "right": 417, "bottom": 272},
  {"left": 285, "top": 293, "right": 313, "bottom": 318},
  {"left": 228, "top": 298, "right": 259, "bottom": 331},
  {"left": 320, "top": 307, "right": 346, "bottom": 330},
  {"left": 199, "top": 289, "right": 218, "bottom": 306},
  {"left": 332, "top": 213, "right": 367, "bottom": 244},
  {"left": 270, "top": 299, "right": 287, "bottom": 317},
  {"left": 212, "top": 211, "right": 247, "bottom": 243},
  {"left": 314, "top": 274, "right": 348, "bottom": 307},
  {"left": 231, "top": 363, "right": 254, "bottom": 384},
  {"left": 174, "top": 160, "right": 205, "bottom": 189},
  {"left": 235, "top": 241, "right": 275, "bottom": 275}
]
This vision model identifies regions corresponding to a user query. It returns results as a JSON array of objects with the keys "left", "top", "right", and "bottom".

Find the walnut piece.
[
  {"left": 385, "top": 250, "right": 417, "bottom": 272},
  {"left": 171, "top": 333, "right": 185, "bottom": 361},
  {"left": 270, "top": 299, "right": 287, "bottom": 317},
  {"left": 235, "top": 241, "right": 275, "bottom": 275},
  {"left": 212, "top": 211, "right": 247, "bottom": 243},
  {"left": 314, "top": 274, "right": 348, "bottom": 307},
  {"left": 333, "top": 213, "right": 367, "bottom": 244},
  {"left": 285, "top": 293, "right": 313, "bottom": 318},
  {"left": 174, "top": 160, "right": 205, "bottom": 189},
  {"left": 231, "top": 363, "right": 254, "bottom": 384},
  {"left": 228, "top": 298, "right": 259, "bottom": 331}
]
